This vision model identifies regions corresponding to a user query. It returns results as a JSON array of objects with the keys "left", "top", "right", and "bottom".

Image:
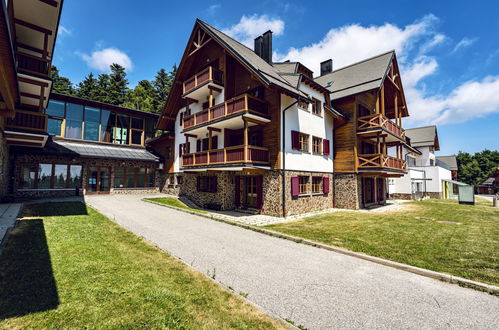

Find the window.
[
  {"left": 312, "top": 177, "right": 323, "bottom": 193},
  {"left": 146, "top": 169, "right": 155, "bottom": 187},
  {"left": 311, "top": 98, "right": 322, "bottom": 116},
  {"left": 299, "top": 176, "right": 309, "bottom": 194},
  {"left": 406, "top": 156, "right": 416, "bottom": 167},
  {"left": 65, "top": 103, "right": 83, "bottom": 139},
  {"left": 68, "top": 165, "right": 82, "bottom": 188},
  {"left": 198, "top": 176, "right": 217, "bottom": 193},
  {"left": 100, "top": 110, "right": 114, "bottom": 143},
  {"left": 114, "top": 167, "right": 125, "bottom": 188},
  {"left": 38, "top": 164, "right": 52, "bottom": 189},
  {"left": 144, "top": 118, "right": 156, "bottom": 141},
  {"left": 45, "top": 100, "right": 65, "bottom": 117},
  {"left": 126, "top": 168, "right": 137, "bottom": 187},
  {"left": 177, "top": 175, "right": 183, "bottom": 185},
  {"left": 430, "top": 159, "right": 435, "bottom": 166},
  {"left": 47, "top": 118, "right": 63, "bottom": 136},
  {"left": 84, "top": 107, "right": 100, "bottom": 141},
  {"left": 312, "top": 136, "right": 323, "bottom": 154},
  {"left": 299, "top": 133, "right": 309, "bottom": 152},
  {"left": 130, "top": 117, "right": 144, "bottom": 145},
  {"left": 53, "top": 164, "right": 68, "bottom": 188},
  {"left": 20, "top": 165, "right": 37, "bottom": 189},
  {"left": 114, "top": 114, "right": 129, "bottom": 144}
]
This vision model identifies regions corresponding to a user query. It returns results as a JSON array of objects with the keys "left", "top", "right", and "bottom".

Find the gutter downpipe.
[{"left": 282, "top": 96, "right": 308, "bottom": 217}]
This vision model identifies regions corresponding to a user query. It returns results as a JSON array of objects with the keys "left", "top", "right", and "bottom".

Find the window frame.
[
  {"left": 312, "top": 136, "right": 323, "bottom": 155},
  {"left": 312, "top": 176, "right": 323, "bottom": 194},
  {"left": 298, "top": 176, "right": 309, "bottom": 195},
  {"left": 19, "top": 163, "right": 82, "bottom": 190},
  {"left": 311, "top": 98, "right": 322, "bottom": 116},
  {"left": 299, "top": 133, "right": 310, "bottom": 153}
]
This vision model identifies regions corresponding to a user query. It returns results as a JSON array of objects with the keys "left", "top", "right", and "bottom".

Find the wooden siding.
[{"left": 332, "top": 96, "right": 356, "bottom": 172}]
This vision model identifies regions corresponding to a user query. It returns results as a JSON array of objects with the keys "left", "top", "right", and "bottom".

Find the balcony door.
[{"left": 87, "top": 167, "right": 111, "bottom": 194}]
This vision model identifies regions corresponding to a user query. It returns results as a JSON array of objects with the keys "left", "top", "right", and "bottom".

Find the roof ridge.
[
  {"left": 406, "top": 125, "right": 437, "bottom": 130},
  {"left": 317, "top": 50, "right": 395, "bottom": 79}
]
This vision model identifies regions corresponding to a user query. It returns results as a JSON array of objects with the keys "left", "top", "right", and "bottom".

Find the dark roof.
[
  {"left": 482, "top": 177, "right": 495, "bottom": 185},
  {"left": 405, "top": 125, "right": 440, "bottom": 150},
  {"left": 314, "top": 51, "right": 394, "bottom": 99},
  {"left": 197, "top": 19, "right": 306, "bottom": 98},
  {"left": 436, "top": 156, "right": 458, "bottom": 170},
  {"left": 13, "top": 139, "right": 160, "bottom": 162}
]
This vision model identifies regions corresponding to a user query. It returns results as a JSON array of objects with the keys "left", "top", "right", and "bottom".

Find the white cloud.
[
  {"left": 222, "top": 14, "right": 284, "bottom": 47},
  {"left": 78, "top": 47, "right": 133, "bottom": 72},
  {"left": 452, "top": 37, "right": 477, "bottom": 53},
  {"left": 207, "top": 4, "right": 221, "bottom": 15},
  {"left": 58, "top": 25, "right": 71, "bottom": 37}
]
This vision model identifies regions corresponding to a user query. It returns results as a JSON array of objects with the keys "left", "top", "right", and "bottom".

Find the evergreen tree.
[
  {"left": 95, "top": 73, "right": 111, "bottom": 104},
  {"left": 50, "top": 65, "right": 75, "bottom": 95},
  {"left": 76, "top": 73, "right": 98, "bottom": 100},
  {"left": 123, "top": 80, "right": 158, "bottom": 112},
  {"left": 107, "top": 63, "right": 129, "bottom": 105},
  {"left": 152, "top": 64, "right": 177, "bottom": 112},
  {"left": 456, "top": 149, "right": 499, "bottom": 185}
]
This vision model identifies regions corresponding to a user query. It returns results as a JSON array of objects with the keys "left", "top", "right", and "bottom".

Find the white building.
[{"left": 389, "top": 125, "right": 453, "bottom": 199}]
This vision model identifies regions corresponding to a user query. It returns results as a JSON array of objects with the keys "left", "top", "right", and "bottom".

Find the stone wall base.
[{"left": 334, "top": 173, "right": 361, "bottom": 209}]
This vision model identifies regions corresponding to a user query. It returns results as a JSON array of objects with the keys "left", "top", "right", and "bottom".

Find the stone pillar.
[{"left": 334, "top": 173, "right": 361, "bottom": 209}]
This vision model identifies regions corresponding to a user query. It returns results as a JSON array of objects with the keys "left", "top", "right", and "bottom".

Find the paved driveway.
[{"left": 85, "top": 194, "right": 498, "bottom": 329}]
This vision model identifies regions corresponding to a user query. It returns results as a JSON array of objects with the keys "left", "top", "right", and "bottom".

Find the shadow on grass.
[
  {"left": 22, "top": 201, "right": 88, "bottom": 217},
  {"left": 0, "top": 219, "right": 59, "bottom": 320}
]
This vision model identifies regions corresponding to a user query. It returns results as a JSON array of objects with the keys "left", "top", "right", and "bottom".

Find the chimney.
[
  {"left": 254, "top": 35, "right": 263, "bottom": 58},
  {"left": 320, "top": 59, "right": 333, "bottom": 76},
  {"left": 254, "top": 31, "right": 272, "bottom": 64}
]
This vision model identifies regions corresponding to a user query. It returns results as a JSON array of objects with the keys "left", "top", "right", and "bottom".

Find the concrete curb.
[{"left": 143, "top": 198, "right": 499, "bottom": 295}]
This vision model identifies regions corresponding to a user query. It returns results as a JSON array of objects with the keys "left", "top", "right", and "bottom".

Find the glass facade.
[
  {"left": 54, "top": 164, "right": 68, "bottom": 188},
  {"left": 19, "top": 164, "right": 82, "bottom": 189},
  {"left": 113, "top": 167, "right": 155, "bottom": 188},
  {"left": 45, "top": 99, "right": 156, "bottom": 146},
  {"left": 37, "top": 164, "right": 53, "bottom": 189}
]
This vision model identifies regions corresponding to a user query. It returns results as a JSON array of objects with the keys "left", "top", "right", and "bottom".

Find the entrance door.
[
  {"left": 242, "top": 176, "right": 263, "bottom": 209},
  {"left": 87, "top": 167, "right": 111, "bottom": 194}
]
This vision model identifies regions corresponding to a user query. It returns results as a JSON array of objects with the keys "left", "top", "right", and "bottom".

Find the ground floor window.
[
  {"left": 20, "top": 163, "right": 82, "bottom": 189},
  {"left": 312, "top": 176, "right": 323, "bottom": 193},
  {"left": 197, "top": 176, "right": 217, "bottom": 193},
  {"left": 113, "top": 167, "right": 155, "bottom": 188},
  {"left": 299, "top": 176, "right": 309, "bottom": 194}
]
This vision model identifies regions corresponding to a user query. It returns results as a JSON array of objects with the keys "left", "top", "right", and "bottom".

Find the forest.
[
  {"left": 456, "top": 150, "right": 499, "bottom": 185},
  {"left": 50, "top": 63, "right": 176, "bottom": 114}
]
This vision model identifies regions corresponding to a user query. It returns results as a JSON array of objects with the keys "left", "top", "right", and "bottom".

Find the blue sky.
[{"left": 53, "top": 0, "right": 499, "bottom": 155}]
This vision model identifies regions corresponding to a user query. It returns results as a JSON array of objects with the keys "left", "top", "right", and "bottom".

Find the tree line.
[
  {"left": 50, "top": 63, "right": 177, "bottom": 114},
  {"left": 457, "top": 149, "right": 499, "bottom": 185}
]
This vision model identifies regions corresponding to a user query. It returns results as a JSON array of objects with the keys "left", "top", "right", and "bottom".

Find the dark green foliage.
[
  {"left": 457, "top": 149, "right": 499, "bottom": 185},
  {"left": 50, "top": 66, "right": 75, "bottom": 95},
  {"left": 49, "top": 64, "right": 177, "bottom": 113}
]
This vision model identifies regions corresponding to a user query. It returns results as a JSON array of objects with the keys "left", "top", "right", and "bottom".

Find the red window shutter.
[
  {"left": 196, "top": 176, "right": 200, "bottom": 191},
  {"left": 291, "top": 176, "right": 299, "bottom": 197},
  {"left": 291, "top": 131, "right": 300, "bottom": 150},
  {"left": 179, "top": 144, "right": 183, "bottom": 157},
  {"left": 211, "top": 176, "right": 217, "bottom": 193},
  {"left": 323, "top": 139, "right": 330, "bottom": 156},
  {"left": 212, "top": 136, "right": 218, "bottom": 149},
  {"left": 256, "top": 176, "right": 263, "bottom": 209},
  {"left": 234, "top": 176, "right": 241, "bottom": 206},
  {"left": 323, "top": 177, "right": 330, "bottom": 194}
]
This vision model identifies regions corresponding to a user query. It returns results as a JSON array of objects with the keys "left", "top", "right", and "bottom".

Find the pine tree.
[
  {"left": 107, "top": 63, "right": 129, "bottom": 105},
  {"left": 76, "top": 73, "right": 98, "bottom": 100},
  {"left": 152, "top": 64, "right": 177, "bottom": 112},
  {"left": 95, "top": 73, "right": 111, "bottom": 104},
  {"left": 50, "top": 65, "right": 75, "bottom": 95},
  {"left": 123, "top": 80, "right": 158, "bottom": 112}
]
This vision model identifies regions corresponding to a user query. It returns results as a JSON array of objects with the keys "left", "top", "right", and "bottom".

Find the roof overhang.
[{"left": 5, "top": 130, "right": 48, "bottom": 147}]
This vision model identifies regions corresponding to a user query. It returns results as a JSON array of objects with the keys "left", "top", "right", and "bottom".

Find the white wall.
[{"left": 281, "top": 84, "right": 334, "bottom": 173}]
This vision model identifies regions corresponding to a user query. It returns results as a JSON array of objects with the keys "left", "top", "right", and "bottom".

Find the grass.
[
  {"left": 0, "top": 202, "right": 283, "bottom": 329},
  {"left": 265, "top": 198, "right": 499, "bottom": 286},
  {"left": 145, "top": 197, "right": 207, "bottom": 214}
]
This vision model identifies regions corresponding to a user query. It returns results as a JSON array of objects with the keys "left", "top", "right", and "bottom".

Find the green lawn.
[
  {"left": 265, "top": 199, "right": 499, "bottom": 286},
  {"left": 0, "top": 202, "right": 283, "bottom": 329},
  {"left": 145, "top": 197, "right": 207, "bottom": 214}
]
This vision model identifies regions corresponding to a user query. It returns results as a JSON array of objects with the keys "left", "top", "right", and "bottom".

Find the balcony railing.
[
  {"left": 6, "top": 110, "right": 48, "bottom": 132},
  {"left": 357, "top": 153, "right": 406, "bottom": 171},
  {"left": 17, "top": 52, "right": 50, "bottom": 77},
  {"left": 182, "top": 66, "right": 223, "bottom": 95},
  {"left": 182, "top": 145, "right": 269, "bottom": 167},
  {"left": 183, "top": 94, "right": 269, "bottom": 130},
  {"left": 358, "top": 113, "right": 405, "bottom": 139}
]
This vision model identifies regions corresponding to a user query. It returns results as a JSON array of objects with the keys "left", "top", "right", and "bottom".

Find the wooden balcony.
[
  {"left": 183, "top": 94, "right": 269, "bottom": 130},
  {"left": 17, "top": 52, "right": 50, "bottom": 78},
  {"left": 182, "top": 145, "right": 269, "bottom": 167},
  {"left": 357, "top": 113, "right": 405, "bottom": 140},
  {"left": 6, "top": 109, "right": 48, "bottom": 133},
  {"left": 182, "top": 66, "right": 223, "bottom": 97},
  {"left": 358, "top": 153, "right": 406, "bottom": 171}
]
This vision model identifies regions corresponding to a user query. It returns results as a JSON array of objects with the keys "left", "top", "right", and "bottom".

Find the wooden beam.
[
  {"left": 14, "top": 18, "right": 52, "bottom": 35},
  {"left": 387, "top": 75, "right": 400, "bottom": 91},
  {"left": 207, "top": 85, "right": 222, "bottom": 93},
  {"left": 207, "top": 126, "right": 221, "bottom": 132},
  {"left": 20, "top": 92, "right": 46, "bottom": 99},
  {"left": 183, "top": 97, "right": 198, "bottom": 104},
  {"left": 17, "top": 42, "right": 45, "bottom": 54},
  {"left": 380, "top": 85, "right": 385, "bottom": 115},
  {"left": 39, "top": 0, "right": 58, "bottom": 7},
  {"left": 18, "top": 76, "right": 49, "bottom": 87},
  {"left": 184, "top": 133, "right": 197, "bottom": 139}
]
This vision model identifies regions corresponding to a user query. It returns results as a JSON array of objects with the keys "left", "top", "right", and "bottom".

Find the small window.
[
  {"left": 311, "top": 98, "right": 322, "bottom": 116},
  {"left": 299, "top": 176, "right": 309, "bottom": 195},
  {"left": 430, "top": 159, "right": 435, "bottom": 166},
  {"left": 312, "top": 177, "right": 323, "bottom": 193},
  {"left": 312, "top": 136, "right": 323, "bottom": 154},
  {"left": 177, "top": 175, "right": 183, "bottom": 185},
  {"left": 298, "top": 99, "right": 309, "bottom": 110},
  {"left": 299, "top": 133, "right": 309, "bottom": 152},
  {"left": 198, "top": 176, "right": 216, "bottom": 193}
]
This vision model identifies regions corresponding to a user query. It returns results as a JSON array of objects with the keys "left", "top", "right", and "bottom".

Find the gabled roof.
[
  {"left": 197, "top": 20, "right": 305, "bottom": 98},
  {"left": 273, "top": 62, "right": 299, "bottom": 74},
  {"left": 405, "top": 125, "right": 440, "bottom": 151},
  {"left": 314, "top": 51, "right": 394, "bottom": 100},
  {"left": 436, "top": 156, "right": 458, "bottom": 170}
]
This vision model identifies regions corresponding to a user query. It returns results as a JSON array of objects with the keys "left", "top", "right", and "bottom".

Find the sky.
[{"left": 53, "top": 0, "right": 499, "bottom": 155}]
